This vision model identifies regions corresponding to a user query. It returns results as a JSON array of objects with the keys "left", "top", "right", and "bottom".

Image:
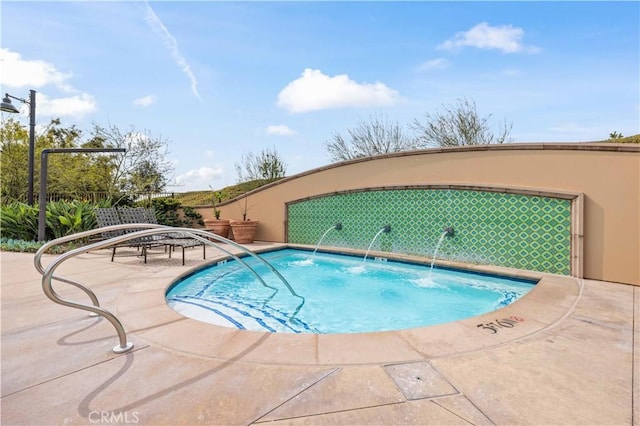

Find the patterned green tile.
[{"left": 287, "top": 189, "right": 572, "bottom": 275}]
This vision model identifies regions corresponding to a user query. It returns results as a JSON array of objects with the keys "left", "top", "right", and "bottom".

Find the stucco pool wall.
[{"left": 202, "top": 143, "right": 639, "bottom": 286}]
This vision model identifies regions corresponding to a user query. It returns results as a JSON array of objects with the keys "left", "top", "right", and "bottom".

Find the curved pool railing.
[{"left": 34, "top": 225, "right": 304, "bottom": 353}]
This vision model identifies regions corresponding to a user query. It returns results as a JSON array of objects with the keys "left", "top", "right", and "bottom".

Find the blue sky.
[{"left": 1, "top": 1, "right": 638, "bottom": 191}]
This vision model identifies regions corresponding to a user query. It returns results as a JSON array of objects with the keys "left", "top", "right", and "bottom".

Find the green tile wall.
[{"left": 287, "top": 189, "right": 572, "bottom": 275}]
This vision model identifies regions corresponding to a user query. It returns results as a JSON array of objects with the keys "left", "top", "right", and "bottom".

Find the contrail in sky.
[{"left": 144, "top": 1, "right": 202, "bottom": 101}]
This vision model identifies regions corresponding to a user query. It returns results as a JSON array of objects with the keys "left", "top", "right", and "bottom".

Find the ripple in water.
[
  {"left": 290, "top": 258, "right": 314, "bottom": 266},
  {"left": 411, "top": 276, "right": 444, "bottom": 288},
  {"left": 347, "top": 265, "right": 366, "bottom": 274}
]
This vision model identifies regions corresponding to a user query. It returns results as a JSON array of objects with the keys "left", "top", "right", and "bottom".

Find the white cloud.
[
  {"left": 133, "top": 95, "right": 157, "bottom": 107},
  {"left": 144, "top": 2, "right": 201, "bottom": 101},
  {"left": 415, "top": 58, "right": 450, "bottom": 72},
  {"left": 0, "top": 48, "right": 96, "bottom": 119},
  {"left": 0, "top": 48, "right": 73, "bottom": 91},
  {"left": 172, "top": 166, "right": 224, "bottom": 190},
  {"left": 37, "top": 93, "right": 97, "bottom": 119},
  {"left": 438, "top": 22, "right": 540, "bottom": 54},
  {"left": 266, "top": 124, "right": 296, "bottom": 136},
  {"left": 277, "top": 68, "right": 400, "bottom": 113}
]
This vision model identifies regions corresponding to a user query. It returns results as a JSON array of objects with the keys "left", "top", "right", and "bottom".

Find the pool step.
[{"left": 167, "top": 295, "right": 315, "bottom": 333}]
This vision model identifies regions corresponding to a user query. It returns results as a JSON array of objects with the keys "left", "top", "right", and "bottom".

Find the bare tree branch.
[
  {"left": 234, "top": 146, "right": 287, "bottom": 183},
  {"left": 90, "top": 123, "right": 174, "bottom": 194},
  {"left": 411, "top": 98, "right": 512, "bottom": 147},
  {"left": 324, "top": 114, "right": 417, "bottom": 162}
]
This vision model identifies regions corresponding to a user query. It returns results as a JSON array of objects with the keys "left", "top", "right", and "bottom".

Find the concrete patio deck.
[{"left": 1, "top": 243, "right": 637, "bottom": 425}]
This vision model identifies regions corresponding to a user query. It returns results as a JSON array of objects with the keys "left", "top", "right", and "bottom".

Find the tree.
[
  {"left": 0, "top": 119, "right": 30, "bottom": 201},
  {"left": 234, "top": 146, "right": 287, "bottom": 183},
  {"left": 41, "top": 120, "right": 113, "bottom": 196},
  {"left": 1, "top": 118, "right": 115, "bottom": 202},
  {"left": 42, "top": 118, "right": 81, "bottom": 148},
  {"left": 90, "top": 123, "right": 173, "bottom": 195},
  {"left": 129, "top": 160, "right": 167, "bottom": 193},
  {"left": 324, "top": 115, "right": 417, "bottom": 162},
  {"left": 411, "top": 98, "right": 512, "bottom": 147},
  {"left": 1, "top": 119, "right": 174, "bottom": 203},
  {"left": 609, "top": 131, "right": 624, "bottom": 139}
]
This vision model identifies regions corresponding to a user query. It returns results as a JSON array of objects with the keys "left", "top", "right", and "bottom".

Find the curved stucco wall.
[{"left": 213, "top": 143, "right": 639, "bottom": 286}]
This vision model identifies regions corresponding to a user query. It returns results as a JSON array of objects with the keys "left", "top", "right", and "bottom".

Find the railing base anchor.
[{"left": 113, "top": 342, "right": 134, "bottom": 353}]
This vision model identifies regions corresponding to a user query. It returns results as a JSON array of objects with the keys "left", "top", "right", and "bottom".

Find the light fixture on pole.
[{"left": 1, "top": 90, "right": 37, "bottom": 205}]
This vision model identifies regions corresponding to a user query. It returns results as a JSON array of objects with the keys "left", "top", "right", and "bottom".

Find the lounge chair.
[{"left": 95, "top": 207, "right": 205, "bottom": 265}]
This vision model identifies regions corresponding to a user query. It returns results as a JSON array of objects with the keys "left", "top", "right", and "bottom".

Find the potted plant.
[
  {"left": 229, "top": 194, "right": 258, "bottom": 244},
  {"left": 203, "top": 188, "right": 230, "bottom": 238}
]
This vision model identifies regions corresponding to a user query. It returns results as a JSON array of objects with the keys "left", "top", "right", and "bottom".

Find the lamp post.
[{"left": 1, "top": 90, "right": 37, "bottom": 205}]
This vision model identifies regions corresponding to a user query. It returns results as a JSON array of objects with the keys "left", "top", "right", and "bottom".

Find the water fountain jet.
[
  {"left": 363, "top": 225, "right": 391, "bottom": 262},
  {"left": 311, "top": 223, "right": 343, "bottom": 260},
  {"left": 429, "top": 226, "right": 454, "bottom": 275}
]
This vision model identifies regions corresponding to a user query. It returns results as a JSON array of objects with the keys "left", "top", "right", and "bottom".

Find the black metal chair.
[
  {"left": 95, "top": 207, "right": 205, "bottom": 265},
  {"left": 138, "top": 208, "right": 206, "bottom": 265},
  {"left": 95, "top": 208, "right": 164, "bottom": 263}
]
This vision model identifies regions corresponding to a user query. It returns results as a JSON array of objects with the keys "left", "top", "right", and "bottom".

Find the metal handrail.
[{"left": 34, "top": 224, "right": 304, "bottom": 353}]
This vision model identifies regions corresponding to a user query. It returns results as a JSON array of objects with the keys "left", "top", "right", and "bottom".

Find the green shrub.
[
  {"left": 0, "top": 237, "right": 82, "bottom": 254},
  {"left": 149, "top": 197, "right": 182, "bottom": 226},
  {"left": 182, "top": 206, "right": 204, "bottom": 227},
  {"left": 0, "top": 238, "right": 44, "bottom": 253},
  {"left": 1, "top": 199, "right": 112, "bottom": 242},
  {"left": 45, "top": 200, "right": 98, "bottom": 240},
  {"left": 0, "top": 203, "right": 38, "bottom": 241}
]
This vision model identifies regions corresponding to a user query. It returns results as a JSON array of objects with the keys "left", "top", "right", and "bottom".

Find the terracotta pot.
[
  {"left": 229, "top": 220, "right": 259, "bottom": 244},
  {"left": 203, "top": 219, "right": 230, "bottom": 239}
]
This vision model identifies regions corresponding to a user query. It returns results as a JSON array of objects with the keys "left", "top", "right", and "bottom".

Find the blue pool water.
[{"left": 166, "top": 248, "right": 536, "bottom": 334}]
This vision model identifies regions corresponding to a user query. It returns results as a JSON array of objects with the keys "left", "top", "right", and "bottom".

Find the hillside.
[
  {"left": 174, "top": 178, "right": 282, "bottom": 207},
  {"left": 601, "top": 134, "right": 640, "bottom": 144}
]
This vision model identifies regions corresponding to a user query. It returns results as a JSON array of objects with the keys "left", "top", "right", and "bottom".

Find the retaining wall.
[{"left": 211, "top": 143, "right": 639, "bottom": 285}]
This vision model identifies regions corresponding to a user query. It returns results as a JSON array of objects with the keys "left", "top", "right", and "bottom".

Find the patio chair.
[
  {"left": 139, "top": 208, "right": 206, "bottom": 265},
  {"left": 96, "top": 207, "right": 206, "bottom": 265},
  {"left": 94, "top": 208, "right": 123, "bottom": 240},
  {"left": 96, "top": 208, "right": 166, "bottom": 263}
]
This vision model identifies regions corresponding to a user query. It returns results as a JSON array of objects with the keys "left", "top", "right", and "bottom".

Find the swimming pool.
[{"left": 166, "top": 248, "right": 536, "bottom": 334}]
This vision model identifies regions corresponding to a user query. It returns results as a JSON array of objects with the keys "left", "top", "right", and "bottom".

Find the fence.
[{"left": 1, "top": 192, "right": 178, "bottom": 206}]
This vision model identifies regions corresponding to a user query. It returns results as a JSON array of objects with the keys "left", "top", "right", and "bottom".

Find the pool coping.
[{"left": 115, "top": 243, "right": 581, "bottom": 366}]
